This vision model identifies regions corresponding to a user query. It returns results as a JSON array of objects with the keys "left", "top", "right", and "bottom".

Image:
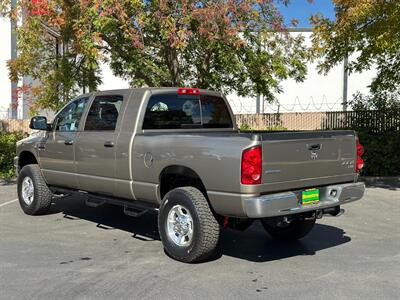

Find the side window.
[
  {"left": 84, "top": 95, "right": 123, "bottom": 131},
  {"left": 143, "top": 94, "right": 201, "bottom": 129},
  {"left": 200, "top": 95, "right": 233, "bottom": 128},
  {"left": 55, "top": 97, "right": 89, "bottom": 132}
]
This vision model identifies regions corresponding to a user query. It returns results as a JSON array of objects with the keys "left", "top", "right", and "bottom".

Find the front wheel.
[
  {"left": 261, "top": 216, "right": 316, "bottom": 241},
  {"left": 17, "top": 164, "right": 52, "bottom": 215},
  {"left": 158, "top": 187, "right": 220, "bottom": 263}
]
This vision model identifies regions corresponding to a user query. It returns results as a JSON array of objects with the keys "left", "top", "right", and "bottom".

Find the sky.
[{"left": 277, "top": 0, "right": 335, "bottom": 28}]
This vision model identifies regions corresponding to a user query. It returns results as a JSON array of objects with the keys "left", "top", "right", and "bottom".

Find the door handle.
[
  {"left": 104, "top": 141, "right": 115, "bottom": 148},
  {"left": 64, "top": 140, "right": 74, "bottom": 146}
]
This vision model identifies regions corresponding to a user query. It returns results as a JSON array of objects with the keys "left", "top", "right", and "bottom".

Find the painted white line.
[{"left": 0, "top": 199, "right": 18, "bottom": 208}]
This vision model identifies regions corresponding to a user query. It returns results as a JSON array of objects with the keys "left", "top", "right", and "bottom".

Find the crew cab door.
[
  {"left": 74, "top": 93, "right": 125, "bottom": 195},
  {"left": 39, "top": 97, "right": 90, "bottom": 189}
]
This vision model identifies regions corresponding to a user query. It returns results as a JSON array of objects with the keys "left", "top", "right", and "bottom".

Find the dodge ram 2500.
[{"left": 15, "top": 87, "right": 365, "bottom": 262}]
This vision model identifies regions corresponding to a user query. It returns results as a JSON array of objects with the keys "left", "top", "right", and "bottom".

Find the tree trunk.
[{"left": 166, "top": 46, "right": 180, "bottom": 86}]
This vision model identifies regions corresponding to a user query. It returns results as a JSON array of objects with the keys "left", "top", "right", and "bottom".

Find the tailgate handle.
[
  {"left": 104, "top": 141, "right": 115, "bottom": 148},
  {"left": 307, "top": 143, "right": 321, "bottom": 151}
]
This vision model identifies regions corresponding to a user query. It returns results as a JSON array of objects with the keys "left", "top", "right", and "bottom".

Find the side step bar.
[
  {"left": 87, "top": 195, "right": 158, "bottom": 217},
  {"left": 50, "top": 186, "right": 158, "bottom": 217}
]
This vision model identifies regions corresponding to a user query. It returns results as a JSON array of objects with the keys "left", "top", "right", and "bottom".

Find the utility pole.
[
  {"left": 256, "top": 94, "right": 260, "bottom": 114},
  {"left": 342, "top": 55, "right": 348, "bottom": 111},
  {"left": 10, "top": 0, "right": 18, "bottom": 119}
]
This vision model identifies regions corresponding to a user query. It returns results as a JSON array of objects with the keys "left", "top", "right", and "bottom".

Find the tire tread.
[
  {"left": 159, "top": 186, "right": 220, "bottom": 262},
  {"left": 18, "top": 164, "right": 52, "bottom": 215}
]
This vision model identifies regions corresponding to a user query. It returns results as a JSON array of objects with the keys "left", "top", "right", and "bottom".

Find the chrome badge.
[{"left": 311, "top": 151, "right": 318, "bottom": 160}]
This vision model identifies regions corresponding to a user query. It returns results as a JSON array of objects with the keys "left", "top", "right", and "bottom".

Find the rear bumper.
[{"left": 243, "top": 182, "right": 365, "bottom": 218}]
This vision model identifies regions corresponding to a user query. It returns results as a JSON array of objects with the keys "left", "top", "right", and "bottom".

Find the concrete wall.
[{"left": 0, "top": 17, "right": 11, "bottom": 119}]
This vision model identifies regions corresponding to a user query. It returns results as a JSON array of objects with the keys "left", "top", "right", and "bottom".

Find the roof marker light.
[{"left": 178, "top": 88, "right": 200, "bottom": 95}]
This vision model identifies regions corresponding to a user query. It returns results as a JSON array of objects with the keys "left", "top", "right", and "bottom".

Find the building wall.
[
  {"left": 227, "top": 32, "right": 377, "bottom": 114},
  {"left": 0, "top": 17, "right": 11, "bottom": 119}
]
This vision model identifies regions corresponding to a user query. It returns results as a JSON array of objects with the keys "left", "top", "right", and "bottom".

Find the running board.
[
  {"left": 123, "top": 206, "right": 148, "bottom": 217},
  {"left": 49, "top": 186, "right": 158, "bottom": 217},
  {"left": 86, "top": 194, "right": 158, "bottom": 217},
  {"left": 85, "top": 197, "right": 106, "bottom": 208}
]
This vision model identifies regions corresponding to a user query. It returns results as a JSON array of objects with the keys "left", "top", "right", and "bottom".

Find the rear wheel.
[
  {"left": 261, "top": 216, "right": 316, "bottom": 241},
  {"left": 158, "top": 187, "right": 220, "bottom": 263},
  {"left": 17, "top": 164, "right": 52, "bottom": 215}
]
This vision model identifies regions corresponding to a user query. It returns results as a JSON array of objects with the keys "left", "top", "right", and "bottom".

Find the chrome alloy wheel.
[
  {"left": 21, "top": 176, "right": 34, "bottom": 205},
  {"left": 166, "top": 204, "right": 194, "bottom": 246}
]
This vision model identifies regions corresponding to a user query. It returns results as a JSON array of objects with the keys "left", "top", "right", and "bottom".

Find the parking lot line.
[{"left": 0, "top": 199, "right": 18, "bottom": 208}]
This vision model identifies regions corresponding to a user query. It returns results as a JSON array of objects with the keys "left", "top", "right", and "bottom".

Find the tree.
[
  {"left": 311, "top": 0, "right": 400, "bottom": 94},
  {"left": 1, "top": 0, "right": 311, "bottom": 111},
  {"left": 1, "top": 0, "right": 102, "bottom": 112}
]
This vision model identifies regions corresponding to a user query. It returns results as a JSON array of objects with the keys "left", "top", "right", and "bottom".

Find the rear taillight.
[
  {"left": 241, "top": 146, "right": 262, "bottom": 185},
  {"left": 355, "top": 137, "right": 364, "bottom": 173}
]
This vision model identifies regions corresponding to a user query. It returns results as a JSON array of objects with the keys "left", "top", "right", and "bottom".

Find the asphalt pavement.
[{"left": 0, "top": 182, "right": 399, "bottom": 299}]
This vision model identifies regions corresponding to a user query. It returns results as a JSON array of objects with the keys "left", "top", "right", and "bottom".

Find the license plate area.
[{"left": 301, "top": 188, "right": 320, "bottom": 205}]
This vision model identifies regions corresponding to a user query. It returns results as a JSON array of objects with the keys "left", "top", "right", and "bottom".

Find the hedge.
[
  {"left": 0, "top": 132, "right": 24, "bottom": 180},
  {"left": 358, "top": 130, "right": 400, "bottom": 176}
]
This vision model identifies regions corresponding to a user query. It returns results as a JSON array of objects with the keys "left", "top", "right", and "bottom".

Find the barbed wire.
[{"left": 228, "top": 95, "right": 344, "bottom": 114}]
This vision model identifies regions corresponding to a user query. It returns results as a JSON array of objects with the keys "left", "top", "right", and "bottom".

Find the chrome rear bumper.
[{"left": 243, "top": 182, "right": 365, "bottom": 218}]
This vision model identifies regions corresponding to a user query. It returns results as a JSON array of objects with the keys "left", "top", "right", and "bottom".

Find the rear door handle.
[
  {"left": 104, "top": 141, "right": 115, "bottom": 148},
  {"left": 64, "top": 140, "right": 74, "bottom": 146}
]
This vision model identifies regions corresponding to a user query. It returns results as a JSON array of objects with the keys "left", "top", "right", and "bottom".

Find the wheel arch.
[
  {"left": 18, "top": 151, "right": 39, "bottom": 170},
  {"left": 159, "top": 165, "right": 208, "bottom": 201}
]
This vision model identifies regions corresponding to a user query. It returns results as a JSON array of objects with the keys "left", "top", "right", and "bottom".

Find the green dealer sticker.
[{"left": 301, "top": 188, "right": 320, "bottom": 205}]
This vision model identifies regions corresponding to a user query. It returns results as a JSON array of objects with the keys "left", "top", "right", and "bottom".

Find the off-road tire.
[
  {"left": 261, "top": 217, "right": 316, "bottom": 241},
  {"left": 158, "top": 187, "right": 220, "bottom": 263},
  {"left": 17, "top": 164, "right": 52, "bottom": 215}
]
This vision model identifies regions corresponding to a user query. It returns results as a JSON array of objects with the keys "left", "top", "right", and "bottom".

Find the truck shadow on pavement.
[{"left": 50, "top": 195, "right": 351, "bottom": 263}]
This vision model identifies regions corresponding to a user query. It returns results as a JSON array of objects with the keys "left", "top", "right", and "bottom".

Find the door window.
[
  {"left": 54, "top": 97, "right": 89, "bottom": 132},
  {"left": 84, "top": 95, "right": 123, "bottom": 131}
]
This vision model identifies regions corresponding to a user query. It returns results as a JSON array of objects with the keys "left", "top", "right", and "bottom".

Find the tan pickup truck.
[{"left": 15, "top": 87, "right": 365, "bottom": 262}]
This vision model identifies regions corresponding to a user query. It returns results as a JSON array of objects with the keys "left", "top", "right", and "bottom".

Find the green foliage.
[
  {"left": 239, "top": 123, "right": 252, "bottom": 131},
  {"left": 311, "top": 0, "right": 400, "bottom": 94},
  {"left": 91, "top": 0, "right": 311, "bottom": 100},
  {"left": 348, "top": 91, "right": 400, "bottom": 133},
  {"left": 0, "top": 132, "right": 24, "bottom": 180},
  {"left": 1, "top": 0, "right": 311, "bottom": 112},
  {"left": 2, "top": 0, "right": 102, "bottom": 112},
  {"left": 239, "top": 123, "right": 287, "bottom": 131},
  {"left": 349, "top": 92, "right": 400, "bottom": 176},
  {"left": 358, "top": 131, "right": 400, "bottom": 176},
  {"left": 263, "top": 125, "right": 288, "bottom": 131}
]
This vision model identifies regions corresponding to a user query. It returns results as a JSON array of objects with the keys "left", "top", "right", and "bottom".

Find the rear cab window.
[{"left": 143, "top": 92, "right": 233, "bottom": 130}]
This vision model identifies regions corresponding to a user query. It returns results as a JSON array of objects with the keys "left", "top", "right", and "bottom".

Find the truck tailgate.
[{"left": 259, "top": 131, "right": 357, "bottom": 191}]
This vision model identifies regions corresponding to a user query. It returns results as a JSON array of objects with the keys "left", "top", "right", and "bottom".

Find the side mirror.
[{"left": 29, "top": 116, "right": 50, "bottom": 131}]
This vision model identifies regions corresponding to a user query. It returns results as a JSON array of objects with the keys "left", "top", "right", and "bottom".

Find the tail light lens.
[
  {"left": 355, "top": 137, "right": 364, "bottom": 173},
  {"left": 241, "top": 146, "right": 262, "bottom": 184},
  {"left": 178, "top": 88, "right": 200, "bottom": 95}
]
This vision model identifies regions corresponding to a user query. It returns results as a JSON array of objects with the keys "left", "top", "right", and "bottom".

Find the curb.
[
  {"left": 360, "top": 176, "right": 400, "bottom": 188},
  {"left": 0, "top": 179, "right": 16, "bottom": 185}
]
